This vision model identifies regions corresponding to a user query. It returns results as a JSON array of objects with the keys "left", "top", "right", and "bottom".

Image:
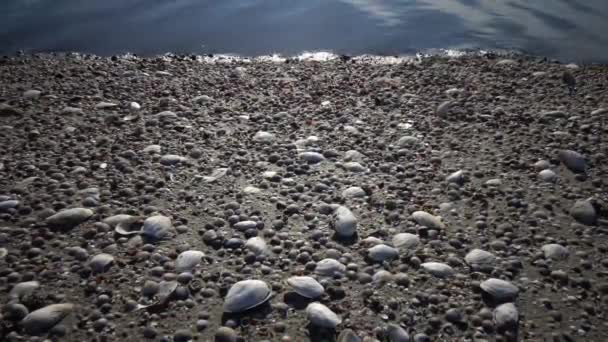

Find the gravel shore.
[{"left": 1, "top": 53, "right": 607, "bottom": 341}]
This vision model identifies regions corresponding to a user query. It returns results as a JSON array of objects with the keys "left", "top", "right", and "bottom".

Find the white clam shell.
[
  {"left": 541, "top": 244, "right": 569, "bottom": 260},
  {"left": 386, "top": 323, "right": 410, "bottom": 342},
  {"left": 392, "top": 233, "right": 420, "bottom": 250},
  {"left": 493, "top": 303, "right": 519, "bottom": 330},
  {"left": 21, "top": 303, "right": 74, "bottom": 336},
  {"left": 465, "top": 249, "right": 496, "bottom": 267},
  {"left": 245, "top": 237, "right": 270, "bottom": 256},
  {"left": 223, "top": 280, "right": 272, "bottom": 313},
  {"left": 315, "top": 258, "right": 346, "bottom": 277},
  {"left": 46, "top": 208, "right": 93, "bottom": 228},
  {"left": 421, "top": 262, "right": 454, "bottom": 278},
  {"left": 142, "top": 215, "right": 172, "bottom": 239},
  {"left": 368, "top": 244, "right": 399, "bottom": 262},
  {"left": 9, "top": 281, "right": 40, "bottom": 299},
  {"left": 411, "top": 211, "right": 445, "bottom": 230},
  {"left": 286, "top": 276, "right": 324, "bottom": 298},
  {"left": 89, "top": 253, "right": 114, "bottom": 274},
  {"left": 306, "top": 302, "right": 342, "bottom": 328},
  {"left": 333, "top": 206, "right": 358, "bottom": 237},
  {"left": 480, "top": 278, "right": 519, "bottom": 302},
  {"left": 175, "top": 250, "right": 205, "bottom": 272}
]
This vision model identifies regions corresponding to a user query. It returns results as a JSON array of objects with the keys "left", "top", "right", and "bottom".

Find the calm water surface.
[{"left": 1, "top": 0, "right": 607, "bottom": 62}]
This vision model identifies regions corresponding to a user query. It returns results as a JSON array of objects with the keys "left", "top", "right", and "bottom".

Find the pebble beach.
[{"left": 0, "top": 53, "right": 607, "bottom": 341}]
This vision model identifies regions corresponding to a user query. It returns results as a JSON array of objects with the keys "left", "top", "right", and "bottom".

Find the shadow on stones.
[
  {"left": 220, "top": 301, "right": 273, "bottom": 326},
  {"left": 283, "top": 292, "right": 314, "bottom": 310},
  {"left": 331, "top": 232, "right": 358, "bottom": 247},
  {"left": 306, "top": 322, "right": 337, "bottom": 342}
]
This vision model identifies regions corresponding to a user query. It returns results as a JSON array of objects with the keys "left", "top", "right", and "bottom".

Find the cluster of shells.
[{"left": 0, "top": 54, "right": 607, "bottom": 341}]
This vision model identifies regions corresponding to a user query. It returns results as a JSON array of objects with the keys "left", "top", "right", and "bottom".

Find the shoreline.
[
  {"left": 3, "top": 48, "right": 604, "bottom": 66},
  {"left": 1, "top": 54, "right": 607, "bottom": 341}
]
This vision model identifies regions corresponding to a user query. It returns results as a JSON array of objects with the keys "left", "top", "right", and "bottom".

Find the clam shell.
[
  {"left": 315, "top": 258, "right": 346, "bottom": 277},
  {"left": 175, "top": 250, "right": 205, "bottom": 272},
  {"left": 372, "top": 270, "right": 393, "bottom": 288},
  {"left": 300, "top": 152, "right": 326, "bottom": 163},
  {"left": 89, "top": 253, "right": 114, "bottom": 274},
  {"left": 234, "top": 220, "right": 257, "bottom": 231},
  {"left": 446, "top": 170, "right": 465, "bottom": 185},
  {"left": 493, "top": 303, "right": 519, "bottom": 330},
  {"left": 465, "top": 249, "right": 496, "bottom": 267},
  {"left": 306, "top": 302, "right": 342, "bottom": 328},
  {"left": 0, "top": 199, "right": 19, "bottom": 210},
  {"left": 396, "top": 135, "right": 420, "bottom": 147},
  {"left": 368, "top": 244, "right": 399, "bottom": 262},
  {"left": 106, "top": 215, "right": 144, "bottom": 235},
  {"left": 342, "top": 186, "right": 366, "bottom": 198},
  {"left": 333, "top": 206, "right": 358, "bottom": 237},
  {"left": 245, "top": 237, "right": 270, "bottom": 256},
  {"left": 411, "top": 211, "right": 445, "bottom": 230},
  {"left": 558, "top": 149, "right": 586, "bottom": 173},
  {"left": 541, "top": 243, "right": 569, "bottom": 260},
  {"left": 0, "top": 247, "right": 7, "bottom": 258},
  {"left": 103, "top": 214, "right": 133, "bottom": 227},
  {"left": 480, "top": 278, "right": 519, "bottom": 302},
  {"left": 21, "top": 303, "right": 74, "bottom": 336},
  {"left": 160, "top": 154, "right": 187, "bottom": 166},
  {"left": 253, "top": 131, "right": 275, "bottom": 143},
  {"left": 157, "top": 280, "right": 179, "bottom": 303},
  {"left": 203, "top": 168, "right": 229, "bottom": 183},
  {"left": 286, "top": 276, "right": 324, "bottom": 299},
  {"left": 142, "top": 215, "right": 172, "bottom": 239},
  {"left": 392, "top": 233, "right": 420, "bottom": 250},
  {"left": 46, "top": 208, "right": 93, "bottom": 229},
  {"left": 223, "top": 280, "right": 272, "bottom": 313},
  {"left": 421, "top": 262, "right": 454, "bottom": 278},
  {"left": 9, "top": 281, "right": 40, "bottom": 299},
  {"left": 570, "top": 200, "right": 597, "bottom": 226},
  {"left": 385, "top": 323, "right": 410, "bottom": 342}
]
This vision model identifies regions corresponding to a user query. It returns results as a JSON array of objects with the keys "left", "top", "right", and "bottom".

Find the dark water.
[{"left": 1, "top": 0, "right": 608, "bottom": 62}]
